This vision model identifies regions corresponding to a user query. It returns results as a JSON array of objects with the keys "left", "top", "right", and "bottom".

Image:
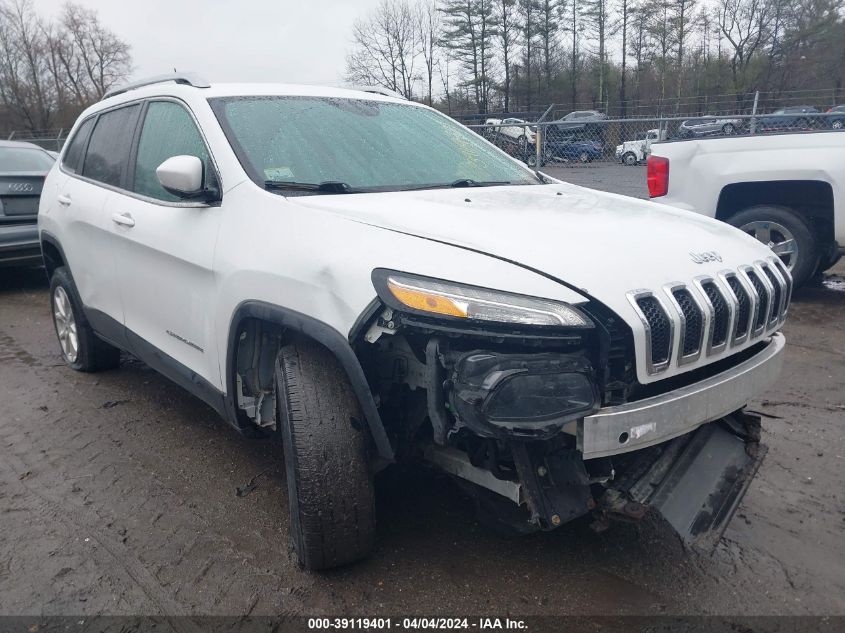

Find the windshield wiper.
[
  {"left": 449, "top": 178, "right": 511, "bottom": 188},
  {"left": 264, "top": 180, "right": 361, "bottom": 194},
  {"left": 400, "top": 179, "right": 513, "bottom": 191}
]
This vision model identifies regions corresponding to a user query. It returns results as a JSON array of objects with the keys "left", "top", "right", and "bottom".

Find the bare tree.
[
  {"left": 519, "top": 0, "right": 540, "bottom": 110},
  {"left": 0, "top": 0, "right": 56, "bottom": 130},
  {"left": 346, "top": 0, "right": 419, "bottom": 99},
  {"left": 615, "top": 0, "right": 633, "bottom": 114},
  {"left": 717, "top": 0, "right": 773, "bottom": 95},
  {"left": 493, "top": 0, "right": 519, "bottom": 110},
  {"left": 671, "top": 0, "right": 696, "bottom": 107},
  {"left": 563, "top": 0, "right": 584, "bottom": 109},
  {"left": 584, "top": 0, "right": 611, "bottom": 105},
  {"left": 536, "top": 0, "right": 565, "bottom": 99},
  {"left": 417, "top": 0, "right": 441, "bottom": 104},
  {"left": 55, "top": 2, "right": 132, "bottom": 102}
]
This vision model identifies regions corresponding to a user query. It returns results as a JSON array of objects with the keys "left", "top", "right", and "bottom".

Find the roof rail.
[
  {"left": 347, "top": 85, "right": 407, "bottom": 100},
  {"left": 102, "top": 73, "right": 211, "bottom": 100}
]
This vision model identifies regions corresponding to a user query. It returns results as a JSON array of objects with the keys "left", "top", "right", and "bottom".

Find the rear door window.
[
  {"left": 81, "top": 104, "right": 140, "bottom": 187},
  {"left": 61, "top": 117, "right": 95, "bottom": 174}
]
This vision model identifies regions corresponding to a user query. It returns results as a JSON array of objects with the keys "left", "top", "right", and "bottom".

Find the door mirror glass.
[{"left": 156, "top": 155, "right": 204, "bottom": 198}]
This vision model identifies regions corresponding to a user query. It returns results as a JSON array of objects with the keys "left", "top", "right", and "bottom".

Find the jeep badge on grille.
[{"left": 690, "top": 251, "right": 723, "bottom": 264}]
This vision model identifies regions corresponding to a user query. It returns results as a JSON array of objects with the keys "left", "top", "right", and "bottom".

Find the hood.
[
  {"left": 292, "top": 182, "right": 772, "bottom": 300},
  {"left": 290, "top": 183, "right": 781, "bottom": 384}
]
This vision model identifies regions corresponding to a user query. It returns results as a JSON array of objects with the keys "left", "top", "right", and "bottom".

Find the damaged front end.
[{"left": 360, "top": 269, "right": 782, "bottom": 549}]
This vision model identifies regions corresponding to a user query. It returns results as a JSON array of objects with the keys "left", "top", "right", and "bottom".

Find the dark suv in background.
[{"left": 0, "top": 140, "right": 55, "bottom": 267}]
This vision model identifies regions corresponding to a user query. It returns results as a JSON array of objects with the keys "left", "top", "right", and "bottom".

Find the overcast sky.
[{"left": 34, "top": 0, "right": 384, "bottom": 85}]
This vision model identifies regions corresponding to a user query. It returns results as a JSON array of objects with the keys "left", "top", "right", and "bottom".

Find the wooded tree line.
[
  {"left": 0, "top": 0, "right": 132, "bottom": 133},
  {"left": 345, "top": 0, "right": 845, "bottom": 117}
]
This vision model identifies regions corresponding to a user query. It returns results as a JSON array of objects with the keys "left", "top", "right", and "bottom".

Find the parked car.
[
  {"left": 484, "top": 117, "right": 536, "bottom": 148},
  {"left": 542, "top": 139, "right": 603, "bottom": 164},
  {"left": 754, "top": 105, "right": 820, "bottom": 131},
  {"left": 678, "top": 115, "right": 743, "bottom": 138},
  {"left": 824, "top": 105, "right": 845, "bottom": 129},
  {"left": 649, "top": 130, "right": 844, "bottom": 286},
  {"left": 615, "top": 128, "right": 666, "bottom": 165},
  {"left": 0, "top": 140, "right": 55, "bottom": 267},
  {"left": 548, "top": 110, "right": 608, "bottom": 143},
  {"left": 41, "top": 74, "right": 789, "bottom": 570}
]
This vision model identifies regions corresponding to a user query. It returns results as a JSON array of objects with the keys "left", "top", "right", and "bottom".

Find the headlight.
[{"left": 372, "top": 269, "right": 591, "bottom": 327}]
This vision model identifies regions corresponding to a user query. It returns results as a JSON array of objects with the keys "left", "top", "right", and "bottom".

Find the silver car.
[{"left": 678, "top": 115, "right": 743, "bottom": 138}]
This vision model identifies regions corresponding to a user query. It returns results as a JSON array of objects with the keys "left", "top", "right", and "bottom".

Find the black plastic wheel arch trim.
[{"left": 225, "top": 300, "right": 395, "bottom": 461}]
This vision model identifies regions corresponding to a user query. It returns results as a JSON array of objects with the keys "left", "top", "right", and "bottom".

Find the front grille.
[
  {"left": 672, "top": 288, "right": 702, "bottom": 357},
  {"left": 635, "top": 296, "right": 672, "bottom": 366},
  {"left": 701, "top": 281, "right": 729, "bottom": 347},
  {"left": 629, "top": 258, "right": 789, "bottom": 376},
  {"left": 727, "top": 276, "right": 751, "bottom": 339}
]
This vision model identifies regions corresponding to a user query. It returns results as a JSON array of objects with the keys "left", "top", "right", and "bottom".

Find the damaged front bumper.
[
  {"left": 579, "top": 333, "right": 784, "bottom": 459},
  {"left": 425, "top": 336, "right": 783, "bottom": 547}
]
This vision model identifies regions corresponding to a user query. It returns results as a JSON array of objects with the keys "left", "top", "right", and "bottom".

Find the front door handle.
[
  {"left": 57, "top": 194, "right": 72, "bottom": 206},
  {"left": 111, "top": 212, "right": 135, "bottom": 227}
]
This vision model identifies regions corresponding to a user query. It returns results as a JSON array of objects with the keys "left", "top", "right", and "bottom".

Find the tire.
[
  {"left": 517, "top": 134, "right": 528, "bottom": 151},
  {"left": 832, "top": 119, "right": 844, "bottom": 130},
  {"left": 275, "top": 339, "right": 375, "bottom": 570},
  {"left": 50, "top": 266, "right": 121, "bottom": 372},
  {"left": 622, "top": 152, "right": 637, "bottom": 166},
  {"left": 722, "top": 123, "right": 735, "bottom": 135},
  {"left": 795, "top": 117, "right": 809, "bottom": 130},
  {"left": 578, "top": 151, "right": 590, "bottom": 163},
  {"left": 727, "top": 206, "right": 819, "bottom": 287}
]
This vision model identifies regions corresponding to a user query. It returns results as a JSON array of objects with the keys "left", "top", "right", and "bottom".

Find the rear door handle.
[
  {"left": 111, "top": 212, "right": 135, "bottom": 227},
  {"left": 57, "top": 194, "right": 72, "bottom": 206}
]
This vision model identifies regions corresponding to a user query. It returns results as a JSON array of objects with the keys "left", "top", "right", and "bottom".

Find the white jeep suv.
[{"left": 40, "top": 75, "right": 790, "bottom": 570}]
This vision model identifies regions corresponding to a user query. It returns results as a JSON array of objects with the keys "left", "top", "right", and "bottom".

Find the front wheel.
[
  {"left": 728, "top": 206, "right": 819, "bottom": 287},
  {"left": 722, "top": 123, "right": 735, "bottom": 135},
  {"left": 578, "top": 151, "right": 591, "bottom": 163},
  {"left": 832, "top": 119, "right": 844, "bottom": 130},
  {"left": 622, "top": 152, "right": 637, "bottom": 166},
  {"left": 275, "top": 340, "right": 375, "bottom": 570},
  {"left": 50, "top": 267, "right": 121, "bottom": 372}
]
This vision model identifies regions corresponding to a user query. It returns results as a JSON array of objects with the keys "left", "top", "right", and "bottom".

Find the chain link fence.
[
  {"left": 5, "top": 128, "right": 69, "bottom": 152},
  {"left": 468, "top": 110, "right": 845, "bottom": 169}
]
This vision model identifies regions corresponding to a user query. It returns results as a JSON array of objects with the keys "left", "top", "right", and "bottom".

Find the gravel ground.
[
  {"left": 1, "top": 169, "right": 843, "bottom": 617},
  {"left": 544, "top": 163, "right": 648, "bottom": 199}
]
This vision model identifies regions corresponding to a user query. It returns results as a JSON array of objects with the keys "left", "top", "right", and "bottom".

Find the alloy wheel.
[
  {"left": 740, "top": 220, "right": 798, "bottom": 271},
  {"left": 53, "top": 285, "right": 79, "bottom": 363}
]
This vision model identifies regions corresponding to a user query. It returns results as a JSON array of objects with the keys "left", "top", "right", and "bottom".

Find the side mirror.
[{"left": 156, "top": 155, "right": 219, "bottom": 202}]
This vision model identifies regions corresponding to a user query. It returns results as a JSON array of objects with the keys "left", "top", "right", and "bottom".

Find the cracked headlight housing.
[{"left": 372, "top": 269, "right": 591, "bottom": 328}]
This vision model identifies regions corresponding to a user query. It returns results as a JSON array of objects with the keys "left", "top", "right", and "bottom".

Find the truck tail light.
[{"left": 647, "top": 155, "right": 669, "bottom": 198}]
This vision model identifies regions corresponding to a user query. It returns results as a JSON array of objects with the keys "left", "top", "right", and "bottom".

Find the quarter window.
[
  {"left": 81, "top": 105, "right": 140, "bottom": 187},
  {"left": 133, "top": 101, "right": 210, "bottom": 202},
  {"left": 61, "top": 117, "right": 95, "bottom": 174}
]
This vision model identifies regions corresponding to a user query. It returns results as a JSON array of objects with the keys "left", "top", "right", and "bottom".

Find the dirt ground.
[{"left": 0, "top": 196, "right": 843, "bottom": 616}]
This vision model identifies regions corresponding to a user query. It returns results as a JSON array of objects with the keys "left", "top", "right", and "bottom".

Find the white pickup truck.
[{"left": 648, "top": 131, "right": 844, "bottom": 286}]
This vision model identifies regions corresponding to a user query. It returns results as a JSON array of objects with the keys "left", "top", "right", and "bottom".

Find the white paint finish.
[
  {"left": 156, "top": 155, "right": 204, "bottom": 195},
  {"left": 652, "top": 132, "right": 844, "bottom": 244}
]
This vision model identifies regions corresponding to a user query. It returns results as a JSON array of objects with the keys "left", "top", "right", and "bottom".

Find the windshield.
[
  {"left": 209, "top": 96, "right": 539, "bottom": 192},
  {"left": 0, "top": 147, "right": 55, "bottom": 172}
]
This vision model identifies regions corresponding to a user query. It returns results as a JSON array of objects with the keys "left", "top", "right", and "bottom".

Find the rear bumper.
[
  {"left": 0, "top": 224, "right": 40, "bottom": 266},
  {"left": 578, "top": 333, "right": 785, "bottom": 459}
]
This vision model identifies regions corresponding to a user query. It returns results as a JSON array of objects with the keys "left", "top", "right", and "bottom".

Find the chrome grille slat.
[
  {"left": 719, "top": 271, "right": 751, "bottom": 346},
  {"left": 664, "top": 282, "right": 705, "bottom": 365},
  {"left": 627, "top": 290, "right": 674, "bottom": 375}
]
